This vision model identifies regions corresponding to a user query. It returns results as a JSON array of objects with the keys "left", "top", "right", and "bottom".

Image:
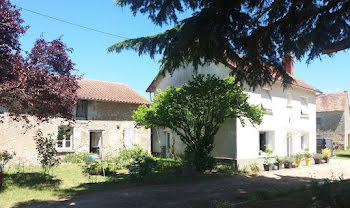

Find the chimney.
[{"left": 282, "top": 54, "right": 294, "bottom": 76}]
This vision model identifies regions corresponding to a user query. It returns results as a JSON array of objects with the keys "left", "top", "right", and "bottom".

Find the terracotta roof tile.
[
  {"left": 316, "top": 92, "right": 349, "bottom": 112},
  {"left": 77, "top": 79, "right": 150, "bottom": 105}
]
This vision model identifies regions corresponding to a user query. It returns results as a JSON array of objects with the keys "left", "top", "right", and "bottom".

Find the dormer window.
[
  {"left": 300, "top": 97, "right": 309, "bottom": 119},
  {"left": 76, "top": 100, "right": 88, "bottom": 120},
  {"left": 261, "top": 89, "right": 273, "bottom": 115}
]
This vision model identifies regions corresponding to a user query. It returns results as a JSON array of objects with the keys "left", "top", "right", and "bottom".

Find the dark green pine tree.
[{"left": 109, "top": 0, "right": 350, "bottom": 88}]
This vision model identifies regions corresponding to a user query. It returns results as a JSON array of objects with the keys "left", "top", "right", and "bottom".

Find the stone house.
[
  {"left": 147, "top": 56, "right": 320, "bottom": 167},
  {"left": 316, "top": 92, "right": 350, "bottom": 149},
  {"left": 0, "top": 79, "right": 151, "bottom": 165}
]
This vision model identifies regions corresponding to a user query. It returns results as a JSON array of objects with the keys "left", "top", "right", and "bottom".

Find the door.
[{"left": 90, "top": 132, "right": 102, "bottom": 157}]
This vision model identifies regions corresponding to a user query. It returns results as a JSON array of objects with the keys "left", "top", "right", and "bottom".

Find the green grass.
[
  {"left": 334, "top": 148, "right": 350, "bottom": 159},
  {"left": 0, "top": 164, "right": 127, "bottom": 208},
  {"left": 0, "top": 161, "right": 220, "bottom": 208}
]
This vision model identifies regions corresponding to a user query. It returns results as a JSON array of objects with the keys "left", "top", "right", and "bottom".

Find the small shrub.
[
  {"left": 322, "top": 148, "right": 331, "bottom": 159},
  {"left": 0, "top": 150, "right": 15, "bottom": 167},
  {"left": 295, "top": 153, "right": 304, "bottom": 160},
  {"left": 62, "top": 152, "right": 91, "bottom": 164},
  {"left": 34, "top": 130, "right": 60, "bottom": 176},
  {"left": 313, "top": 153, "right": 323, "bottom": 159},
  {"left": 216, "top": 164, "right": 237, "bottom": 175},
  {"left": 249, "top": 162, "right": 261, "bottom": 175}
]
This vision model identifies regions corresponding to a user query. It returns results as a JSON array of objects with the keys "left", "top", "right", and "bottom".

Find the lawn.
[
  {"left": 0, "top": 164, "right": 127, "bottom": 208},
  {"left": 333, "top": 148, "right": 350, "bottom": 159}
]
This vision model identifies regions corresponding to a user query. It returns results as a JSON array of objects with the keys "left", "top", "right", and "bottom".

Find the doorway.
[{"left": 90, "top": 131, "right": 102, "bottom": 157}]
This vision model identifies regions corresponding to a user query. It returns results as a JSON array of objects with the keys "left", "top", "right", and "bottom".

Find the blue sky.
[{"left": 12, "top": 0, "right": 350, "bottom": 99}]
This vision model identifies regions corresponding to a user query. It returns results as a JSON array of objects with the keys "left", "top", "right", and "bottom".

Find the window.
[
  {"left": 301, "top": 135, "right": 309, "bottom": 151},
  {"left": 260, "top": 131, "right": 275, "bottom": 153},
  {"left": 76, "top": 100, "right": 88, "bottom": 120},
  {"left": 287, "top": 93, "right": 293, "bottom": 108},
  {"left": 90, "top": 132, "right": 102, "bottom": 156},
  {"left": 261, "top": 90, "right": 273, "bottom": 114},
  {"left": 57, "top": 126, "right": 72, "bottom": 149},
  {"left": 259, "top": 132, "right": 267, "bottom": 152},
  {"left": 300, "top": 97, "right": 309, "bottom": 119}
]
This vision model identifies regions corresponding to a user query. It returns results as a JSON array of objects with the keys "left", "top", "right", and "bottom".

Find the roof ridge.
[{"left": 79, "top": 78, "right": 129, "bottom": 86}]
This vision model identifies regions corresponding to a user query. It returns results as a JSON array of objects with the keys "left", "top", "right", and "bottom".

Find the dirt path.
[{"left": 17, "top": 159, "right": 350, "bottom": 208}]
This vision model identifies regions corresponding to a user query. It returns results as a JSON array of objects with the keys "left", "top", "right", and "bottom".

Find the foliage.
[
  {"left": 275, "top": 156, "right": 284, "bottom": 164},
  {"left": 248, "top": 162, "right": 261, "bottom": 175},
  {"left": 295, "top": 153, "right": 304, "bottom": 161},
  {"left": 310, "top": 180, "right": 350, "bottom": 207},
  {"left": 111, "top": 0, "right": 350, "bottom": 89},
  {"left": 263, "top": 148, "right": 273, "bottom": 165},
  {"left": 313, "top": 153, "right": 323, "bottom": 160},
  {"left": 283, "top": 157, "right": 294, "bottom": 166},
  {"left": 115, "top": 146, "right": 150, "bottom": 170},
  {"left": 33, "top": 130, "right": 60, "bottom": 175},
  {"left": 0, "top": 0, "right": 79, "bottom": 121},
  {"left": 0, "top": 149, "right": 15, "bottom": 167},
  {"left": 126, "top": 149, "right": 157, "bottom": 181},
  {"left": 61, "top": 152, "right": 91, "bottom": 164},
  {"left": 322, "top": 148, "right": 331, "bottom": 159},
  {"left": 133, "top": 75, "right": 263, "bottom": 171}
]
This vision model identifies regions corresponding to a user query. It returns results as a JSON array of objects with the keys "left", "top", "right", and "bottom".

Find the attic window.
[
  {"left": 261, "top": 90, "right": 273, "bottom": 115},
  {"left": 300, "top": 97, "right": 309, "bottom": 119},
  {"left": 76, "top": 100, "right": 88, "bottom": 120}
]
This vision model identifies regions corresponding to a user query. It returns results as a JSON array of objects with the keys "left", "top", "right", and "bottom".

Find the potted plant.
[
  {"left": 313, "top": 154, "right": 322, "bottom": 164},
  {"left": 295, "top": 153, "right": 303, "bottom": 167},
  {"left": 304, "top": 149, "right": 312, "bottom": 166},
  {"left": 263, "top": 148, "right": 274, "bottom": 171},
  {"left": 283, "top": 157, "right": 292, "bottom": 168},
  {"left": 274, "top": 156, "right": 284, "bottom": 170},
  {"left": 322, "top": 148, "right": 331, "bottom": 163}
]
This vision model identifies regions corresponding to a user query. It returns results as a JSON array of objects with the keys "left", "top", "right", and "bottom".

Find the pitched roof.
[
  {"left": 146, "top": 69, "right": 320, "bottom": 93},
  {"left": 77, "top": 79, "right": 150, "bottom": 105},
  {"left": 316, "top": 92, "right": 349, "bottom": 112}
]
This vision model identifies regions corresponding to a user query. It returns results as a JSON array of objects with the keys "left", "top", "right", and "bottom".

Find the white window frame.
[
  {"left": 261, "top": 89, "right": 273, "bottom": 114},
  {"left": 300, "top": 97, "right": 309, "bottom": 118},
  {"left": 57, "top": 127, "right": 73, "bottom": 150}
]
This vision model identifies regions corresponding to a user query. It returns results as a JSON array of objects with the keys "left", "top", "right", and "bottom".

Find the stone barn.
[{"left": 0, "top": 78, "right": 151, "bottom": 165}]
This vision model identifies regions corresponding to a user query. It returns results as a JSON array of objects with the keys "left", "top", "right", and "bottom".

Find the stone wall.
[
  {"left": 0, "top": 101, "right": 151, "bottom": 166},
  {"left": 317, "top": 111, "right": 345, "bottom": 145}
]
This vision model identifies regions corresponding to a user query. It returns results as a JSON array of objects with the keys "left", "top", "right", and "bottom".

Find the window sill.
[
  {"left": 263, "top": 109, "right": 273, "bottom": 115},
  {"left": 56, "top": 148, "right": 74, "bottom": 153},
  {"left": 300, "top": 115, "right": 309, "bottom": 119}
]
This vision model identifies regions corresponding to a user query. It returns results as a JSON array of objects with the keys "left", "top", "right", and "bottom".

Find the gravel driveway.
[{"left": 16, "top": 159, "right": 350, "bottom": 208}]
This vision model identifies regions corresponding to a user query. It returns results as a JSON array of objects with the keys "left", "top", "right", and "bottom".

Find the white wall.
[{"left": 151, "top": 63, "right": 317, "bottom": 161}]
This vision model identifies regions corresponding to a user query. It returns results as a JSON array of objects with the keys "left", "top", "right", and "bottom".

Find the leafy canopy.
[
  {"left": 0, "top": 0, "right": 79, "bottom": 121},
  {"left": 133, "top": 75, "right": 263, "bottom": 170},
  {"left": 110, "top": 0, "right": 350, "bottom": 88}
]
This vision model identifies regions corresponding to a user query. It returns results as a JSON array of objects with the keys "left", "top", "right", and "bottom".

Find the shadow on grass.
[
  {"left": 4, "top": 172, "right": 61, "bottom": 191},
  {"left": 13, "top": 172, "right": 330, "bottom": 208}
]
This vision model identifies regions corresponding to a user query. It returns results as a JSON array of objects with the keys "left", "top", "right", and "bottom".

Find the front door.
[{"left": 90, "top": 132, "right": 102, "bottom": 157}]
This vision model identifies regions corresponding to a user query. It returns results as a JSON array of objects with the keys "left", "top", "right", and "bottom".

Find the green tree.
[
  {"left": 110, "top": 0, "right": 350, "bottom": 89},
  {"left": 133, "top": 75, "right": 263, "bottom": 170}
]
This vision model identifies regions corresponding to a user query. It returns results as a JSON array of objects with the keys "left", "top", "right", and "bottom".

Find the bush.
[
  {"left": 34, "top": 130, "right": 60, "bottom": 176},
  {"left": 62, "top": 153, "right": 91, "bottom": 164},
  {"left": 322, "top": 148, "right": 331, "bottom": 159}
]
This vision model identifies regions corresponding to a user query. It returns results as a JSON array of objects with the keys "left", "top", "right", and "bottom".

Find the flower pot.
[
  {"left": 182, "top": 166, "right": 194, "bottom": 177},
  {"left": 263, "top": 164, "right": 273, "bottom": 171},
  {"left": 305, "top": 158, "right": 311, "bottom": 166},
  {"left": 291, "top": 163, "right": 297, "bottom": 168},
  {"left": 284, "top": 163, "right": 291, "bottom": 169},
  {"left": 314, "top": 158, "right": 321, "bottom": 164},
  {"left": 274, "top": 163, "right": 283, "bottom": 170},
  {"left": 295, "top": 159, "right": 302, "bottom": 167},
  {"left": 324, "top": 158, "right": 330, "bottom": 163}
]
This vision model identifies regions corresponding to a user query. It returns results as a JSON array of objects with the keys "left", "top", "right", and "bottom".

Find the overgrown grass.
[{"left": 334, "top": 148, "right": 350, "bottom": 159}]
